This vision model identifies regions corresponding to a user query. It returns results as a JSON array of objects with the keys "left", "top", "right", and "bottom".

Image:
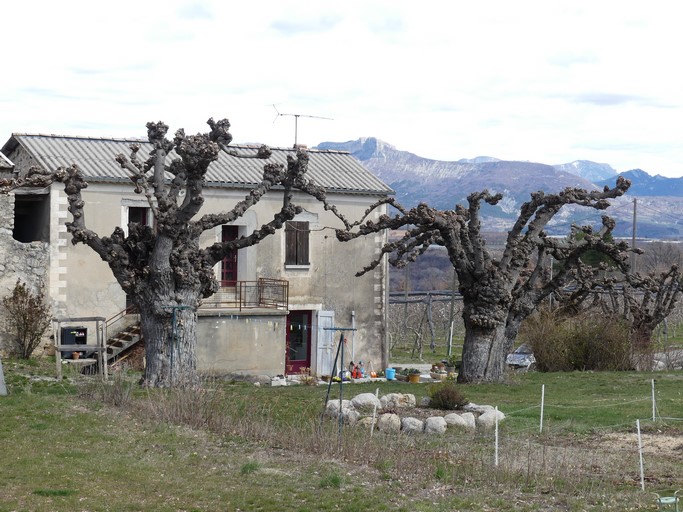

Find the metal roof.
[
  {"left": 4, "top": 133, "right": 393, "bottom": 196},
  {"left": 0, "top": 149, "right": 12, "bottom": 169}
]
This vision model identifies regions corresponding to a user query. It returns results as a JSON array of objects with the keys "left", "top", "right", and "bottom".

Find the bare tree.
[
  {"left": 3, "top": 118, "right": 330, "bottom": 387},
  {"left": 640, "top": 241, "right": 683, "bottom": 274},
  {"left": 624, "top": 268, "right": 683, "bottom": 348},
  {"left": 326, "top": 179, "right": 633, "bottom": 383},
  {"left": 552, "top": 240, "right": 683, "bottom": 347}
]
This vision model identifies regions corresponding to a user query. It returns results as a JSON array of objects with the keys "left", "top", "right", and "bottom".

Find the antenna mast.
[{"left": 273, "top": 104, "right": 333, "bottom": 147}]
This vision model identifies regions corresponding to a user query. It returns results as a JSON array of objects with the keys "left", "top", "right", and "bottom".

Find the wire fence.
[{"left": 347, "top": 379, "right": 683, "bottom": 495}]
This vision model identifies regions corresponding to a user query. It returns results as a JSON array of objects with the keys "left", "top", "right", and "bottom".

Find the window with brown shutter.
[{"left": 285, "top": 221, "right": 310, "bottom": 266}]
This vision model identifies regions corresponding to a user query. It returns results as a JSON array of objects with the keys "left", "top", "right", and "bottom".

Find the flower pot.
[
  {"left": 72, "top": 351, "right": 80, "bottom": 360},
  {"left": 408, "top": 373, "right": 421, "bottom": 384}
]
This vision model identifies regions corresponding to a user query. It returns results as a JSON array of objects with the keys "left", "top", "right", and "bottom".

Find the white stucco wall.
[{"left": 4, "top": 149, "right": 389, "bottom": 374}]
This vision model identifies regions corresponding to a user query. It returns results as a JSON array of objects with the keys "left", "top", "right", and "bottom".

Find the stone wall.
[{"left": 0, "top": 193, "right": 50, "bottom": 355}]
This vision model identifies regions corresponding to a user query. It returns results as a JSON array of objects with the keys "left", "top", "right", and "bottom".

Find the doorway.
[
  {"left": 221, "top": 226, "right": 238, "bottom": 285},
  {"left": 286, "top": 310, "right": 311, "bottom": 374}
]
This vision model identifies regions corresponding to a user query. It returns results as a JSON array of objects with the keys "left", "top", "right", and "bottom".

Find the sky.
[{"left": 2, "top": 1, "right": 683, "bottom": 176}]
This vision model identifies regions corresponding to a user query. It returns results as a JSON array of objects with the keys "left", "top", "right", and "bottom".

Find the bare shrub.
[
  {"left": 2, "top": 280, "right": 51, "bottom": 359},
  {"left": 428, "top": 381, "right": 469, "bottom": 410},
  {"left": 521, "top": 310, "right": 631, "bottom": 371},
  {"left": 79, "top": 368, "right": 133, "bottom": 407}
]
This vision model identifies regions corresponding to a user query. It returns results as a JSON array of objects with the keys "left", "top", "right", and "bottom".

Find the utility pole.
[
  {"left": 548, "top": 256, "right": 554, "bottom": 311},
  {"left": 631, "top": 197, "right": 637, "bottom": 273},
  {"left": 403, "top": 263, "right": 410, "bottom": 339},
  {"left": 447, "top": 268, "right": 457, "bottom": 356}
]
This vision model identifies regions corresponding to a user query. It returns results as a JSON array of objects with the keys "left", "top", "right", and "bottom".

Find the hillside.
[{"left": 317, "top": 138, "right": 683, "bottom": 239}]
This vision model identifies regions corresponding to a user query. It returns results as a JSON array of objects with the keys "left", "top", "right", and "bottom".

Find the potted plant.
[
  {"left": 445, "top": 355, "right": 461, "bottom": 375},
  {"left": 407, "top": 368, "right": 421, "bottom": 384},
  {"left": 429, "top": 367, "right": 448, "bottom": 381}
]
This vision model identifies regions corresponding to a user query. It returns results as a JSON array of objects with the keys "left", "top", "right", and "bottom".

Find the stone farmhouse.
[{"left": 1, "top": 132, "right": 393, "bottom": 378}]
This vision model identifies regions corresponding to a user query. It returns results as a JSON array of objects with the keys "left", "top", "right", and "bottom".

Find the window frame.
[{"left": 285, "top": 220, "right": 310, "bottom": 267}]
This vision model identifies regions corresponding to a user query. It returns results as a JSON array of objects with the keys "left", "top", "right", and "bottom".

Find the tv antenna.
[{"left": 273, "top": 104, "right": 333, "bottom": 147}]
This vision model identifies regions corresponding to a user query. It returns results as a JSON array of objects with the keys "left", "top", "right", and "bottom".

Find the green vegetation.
[
  {"left": 0, "top": 357, "right": 681, "bottom": 511},
  {"left": 427, "top": 381, "right": 469, "bottom": 410},
  {"left": 2, "top": 279, "right": 52, "bottom": 359}
]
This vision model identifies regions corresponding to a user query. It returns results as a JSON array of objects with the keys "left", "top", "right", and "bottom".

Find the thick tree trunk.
[
  {"left": 631, "top": 324, "right": 656, "bottom": 370},
  {"left": 138, "top": 291, "right": 199, "bottom": 388},
  {"left": 458, "top": 309, "right": 526, "bottom": 383},
  {"left": 457, "top": 323, "right": 509, "bottom": 383}
]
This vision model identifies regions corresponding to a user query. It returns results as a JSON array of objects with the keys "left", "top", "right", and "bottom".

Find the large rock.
[
  {"left": 444, "top": 412, "right": 475, "bottom": 431},
  {"left": 357, "top": 417, "right": 376, "bottom": 430},
  {"left": 351, "top": 392, "right": 382, "bottom": 412},
  {"left": 424, "top": 416, "right": 448, "bottom": 435},
  {"left": 463, "top": 402, "right": 495, "bottom": 414},
  {"left": 377, "top": 413, "right": 401, "bottom": 433},
  {"left": 476, "top": 409, "right": 505, "bottom": 430},
  {"left": 380, "top": 393, "right": 416, "bottom": 410},
  {"left": 401, "top": 417, "right": 424, "bottom": 434},
  {"left": 460, "top": 412, "right": 476, "bottom": 430},
  {"left": 325, "top": 399, "right": 351, "bottom": 417},
  {"left": 324, "top": 399, "right": 360, "bottom": 425}
]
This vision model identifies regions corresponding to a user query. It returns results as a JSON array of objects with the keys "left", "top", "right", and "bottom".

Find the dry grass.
[{"left": 2, "top": 358, "right": 681, "bottom": 510}]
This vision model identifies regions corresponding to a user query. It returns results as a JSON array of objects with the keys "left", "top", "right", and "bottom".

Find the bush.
[
  {"left": 428, "top": 381, "right": 469, "bottom": 410},
  {"left": 520, "top": 309, "right": 632, "bottom": 372},
  {"left": 2, "top": 280, "right": 51, "bottom": 359}
]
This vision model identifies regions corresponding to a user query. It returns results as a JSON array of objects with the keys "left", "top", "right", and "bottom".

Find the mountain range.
[{"left": 316, "top": 138, "right": 683, "bottom": 239}]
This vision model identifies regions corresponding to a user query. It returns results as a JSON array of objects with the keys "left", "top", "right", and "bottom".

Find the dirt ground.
[{"left": 600, "top": 430, "right": 683, "bottom": 459}]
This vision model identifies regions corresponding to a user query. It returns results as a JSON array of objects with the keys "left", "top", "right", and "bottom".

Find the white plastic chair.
[{"left": 653, "top": 490, "right": 681, "bottom": 511}]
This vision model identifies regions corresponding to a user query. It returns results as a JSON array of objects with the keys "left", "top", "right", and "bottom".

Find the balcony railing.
[{"left": 200, "top": 278, "right": 289, "bottom": 311}]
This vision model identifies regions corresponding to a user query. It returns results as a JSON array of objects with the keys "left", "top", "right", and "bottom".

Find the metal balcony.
[{"left": 200, "top": 278, "right": 289, "bottom": 311}]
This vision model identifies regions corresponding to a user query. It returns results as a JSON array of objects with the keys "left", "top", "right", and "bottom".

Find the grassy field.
[{"left": 1, "top": 357, "right": 681, "bottom": 511}]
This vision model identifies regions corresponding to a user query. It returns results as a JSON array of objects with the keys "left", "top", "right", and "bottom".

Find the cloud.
[
  {"left": 177, "top": 2, "right": 213, "bottom": 20},
  {"left": 270, "top": 15, "right": 342, "bottom": 35},
  {"left": 570, "top": 92, "right": 647, "bottom": 106}
]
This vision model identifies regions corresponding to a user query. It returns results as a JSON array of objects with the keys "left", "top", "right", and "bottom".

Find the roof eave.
[{"left": 86, "top": 175, "right": 394, "bottom": 196}]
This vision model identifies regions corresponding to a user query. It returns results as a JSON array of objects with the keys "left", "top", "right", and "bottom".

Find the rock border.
[{"left": 324, "top": 392, "right": 504, "bottom": 435}]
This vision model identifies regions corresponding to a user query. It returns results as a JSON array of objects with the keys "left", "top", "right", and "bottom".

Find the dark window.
[
  {"left": 221, "top": 226, "right": 238, "bottom": 285},
  {"left": 128, "top": 206, "right": 149, "bottom": 226},
  {"left": 13, "top": 193, "right": 49, "bottom": 243},
  {"left": 285, "top": 221, "right": 310, "bottom": 266}
]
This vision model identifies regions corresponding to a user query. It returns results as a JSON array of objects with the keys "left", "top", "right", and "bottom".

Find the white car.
[{"left": 506, "top": 344, "right": 536, "bottom": 369}]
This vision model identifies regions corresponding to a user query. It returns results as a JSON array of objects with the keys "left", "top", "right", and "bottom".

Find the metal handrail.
[{"left": 201, "top": 278, "right": 288, "bottom": 310}]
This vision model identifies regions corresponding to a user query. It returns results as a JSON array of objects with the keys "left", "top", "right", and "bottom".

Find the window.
[
  {"left": 13, "top": 193, "right": 49, "bottom": 242},
  {"left": 128, "top": 206, "right": 149, "bottom": 226},
  {"left": 221, "top": 226, "right": 238, "bottom": 285},
  {"left": 285, "top": 221, "right": 310, "bottom": 266}
]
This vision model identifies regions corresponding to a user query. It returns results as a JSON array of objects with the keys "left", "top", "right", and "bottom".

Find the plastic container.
[{"left": 385, "top": 368, "right": 396, "bottom": 380}]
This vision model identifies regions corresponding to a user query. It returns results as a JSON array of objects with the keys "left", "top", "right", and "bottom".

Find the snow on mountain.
[{"left": 315, "top": 138, "right": 683, "bottom": 238}]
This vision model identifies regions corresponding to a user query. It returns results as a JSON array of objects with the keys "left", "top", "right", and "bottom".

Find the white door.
[{"left": 315, "top": 310, "right": 335, "bottom": 377}]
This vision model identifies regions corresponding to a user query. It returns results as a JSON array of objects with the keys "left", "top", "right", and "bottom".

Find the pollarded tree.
[
  {"left": 3, "top": 118, "right": 327, "bottom": 387},
  {"left": 623, "top": 268, "right": 683, "bottom": 348},
  {"left": 557, "top": 264, "right": 683, "bottom": 350},
  {"left": 327, "top": 178, "right": 633, "bottom": 383}
]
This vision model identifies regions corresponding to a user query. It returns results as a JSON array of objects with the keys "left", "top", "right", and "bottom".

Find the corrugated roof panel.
[
  {"left": 11, "top": 134, "right": 393, "bottom": 195},
  {"left": 0, "top": 150, "right": 13, "bottom": 169}
]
